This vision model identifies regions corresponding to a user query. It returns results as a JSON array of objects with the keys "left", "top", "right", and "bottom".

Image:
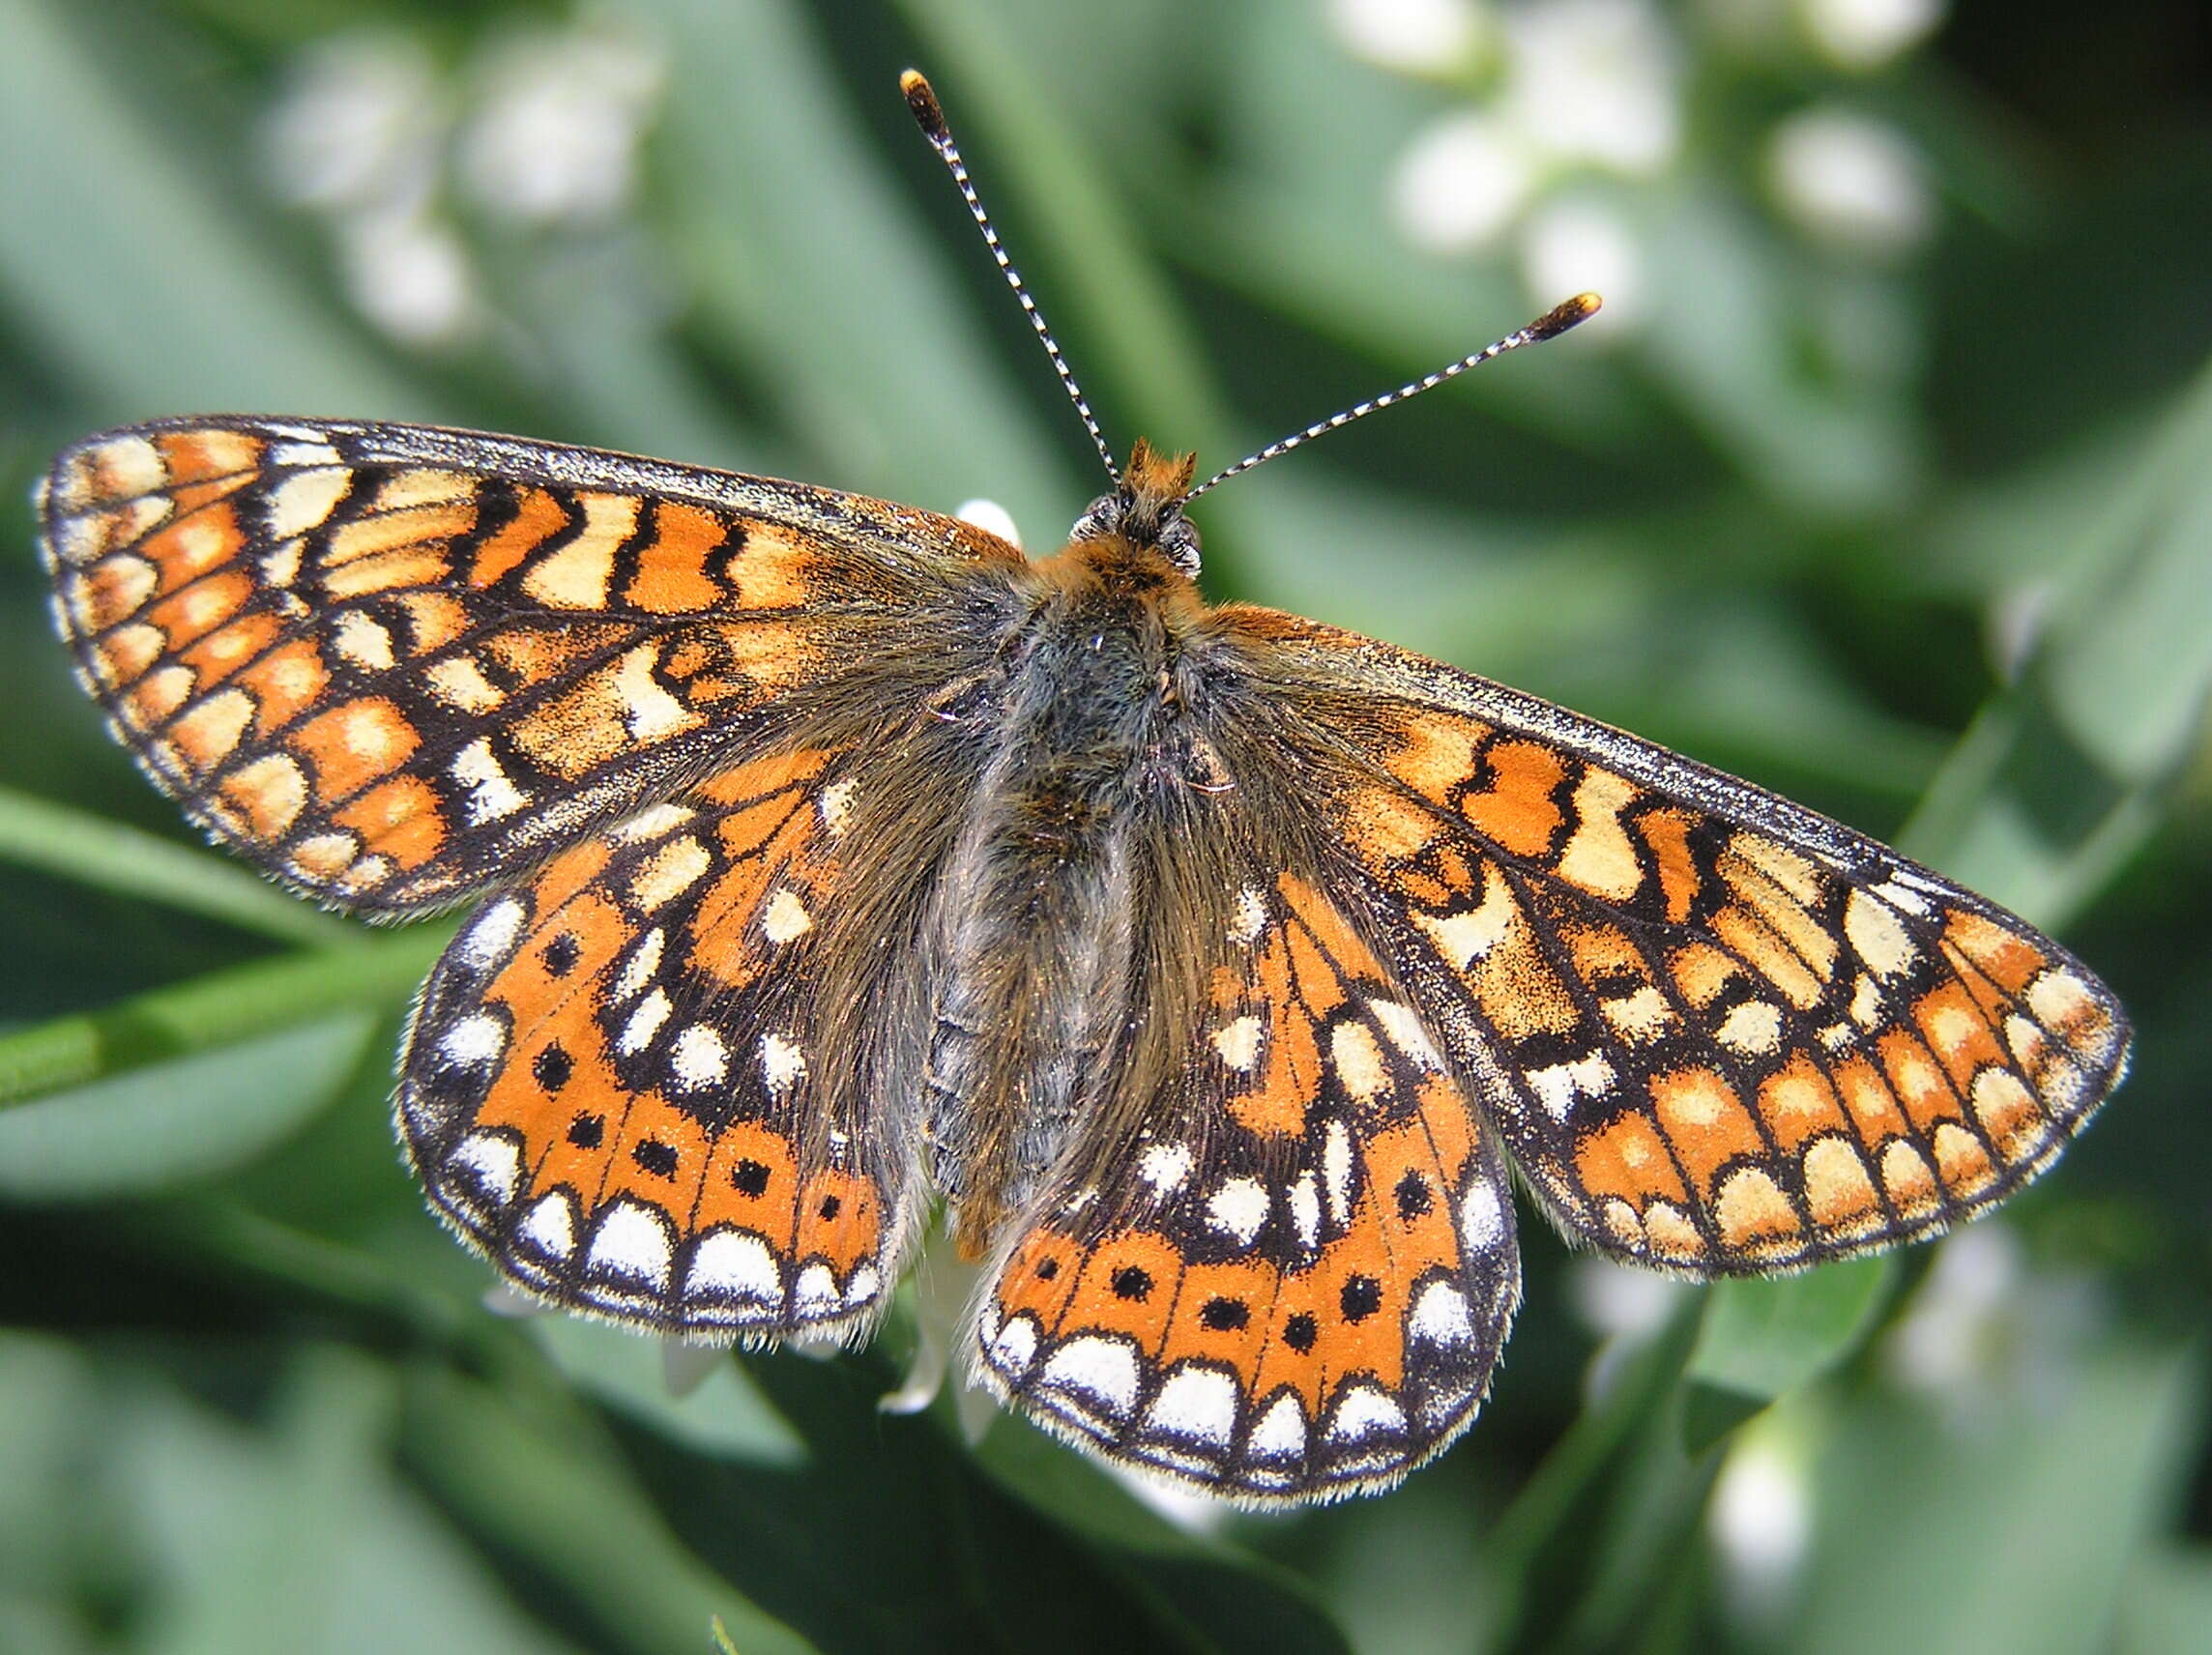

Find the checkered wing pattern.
[
  {"left": 399, "top": 747, "right": 922, "bottom": 1337},
  {"left": 1245, "top": 613, "right": 2131, "bottom": 1274},
  {"left": 975, "top": 858, "right": 1519, "bottom": 1505},
  {"left": 37, "top": 418, "right": 1020, "bottom": 915}
]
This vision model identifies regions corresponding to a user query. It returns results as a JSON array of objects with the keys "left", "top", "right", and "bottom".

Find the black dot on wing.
[
  {"left": 1034, "top": 1256, "right": 1061, "bottom": 1281},
  {"left": 818, "top": 1194, "right": 841, "bottom": 1220},
  {"left": 632, "top": 1139, "right": 678, "bottom": 1177},
  {"left": 540, "top": 933, "right": 582, "bottom": 976},
  {"left": 1284, "top": 1312, "right": 1318, "bottom": 1352},
  {"left": 1199, "top": 1296, "right": 1249, "bottom": 1331},
  {"left": 566, "top": 1113, "right": 603, "bottom": 1149},
  {"left": 1340, "top": 1275, "right": 1382, "bottom": 1323},
  {"left": 1111, "top": 1265, "right": 1153, "bottom": 1301},
  {"left": 533, "top": 1043, "right": 573, "bottom": 1092},
  {"left": 1394, "top": 1169, "right": 1432, "bottom": 1220},
  {"left": 733, "top": 1158, "right": 771, "bottom": 1198}
]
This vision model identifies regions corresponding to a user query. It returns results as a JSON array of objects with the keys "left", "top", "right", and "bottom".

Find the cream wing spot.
[
  {"left": 451, "top": 738, "right": 530, "bottom": 824},
  {"left": 1845, "top": 887, "right": 1917, "bottom": 978},
  {"left": 1331, "top": 1021, "right": 1390, "bottom": 1103},
  {"left": 762, "top": 888, "right": 812, "bottom": 944},
  {"left": 617, "top": 988, "right": 671, "bottom": 1055},
  {"left": 610, "top": 928, "right": 665, "bottom": 1003},
  {"left": 1211, "top": 1013, "right": 1264, "bottom": 1071},
  {"left": 333, "top": 612, "right": 396, "bottom": 671},
  {"left": 263, "top": 468, "right": 352, "bottom": 539}
]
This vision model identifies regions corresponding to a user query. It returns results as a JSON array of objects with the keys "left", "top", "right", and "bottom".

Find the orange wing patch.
[
  {"left": 1328, "top": 699, "right": 2129, "bottom": 1272},
  {"left": 397, "top": 748, "right": 906, "bottom": 1338},
  {"left": 975, "top": 873, "right": 1520, "bottom": 1504}
]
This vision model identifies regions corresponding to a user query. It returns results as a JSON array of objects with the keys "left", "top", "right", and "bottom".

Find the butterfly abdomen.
[{"left": 920, "top": 538, "right": 1227, "bottom": 1253}]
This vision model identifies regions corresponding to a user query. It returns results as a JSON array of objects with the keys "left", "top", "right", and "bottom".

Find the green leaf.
[
  {"left": 0, "top": 928, "right": 447, "bottom": 1107},
  {"left": 1681, "top": 1258, "right": 1895, "bottom": 1452},
  {"left": 0, "top": 1011, "right": 376, "bottom": 1200},
  {"left": 0, "top": 789, "right": 361, "bottom": 950}
]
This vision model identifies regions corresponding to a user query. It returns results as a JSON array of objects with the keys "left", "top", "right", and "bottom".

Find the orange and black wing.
[
  {"left": 400, "top": 746, "right": 933, "bottom": 1338},
  {"left": 1236, "top": 611, "right": 2129, "bottom": 1275},
  {"left": 974, "top": 854, "right": 1519, "bottom": 1505},
  {"left": 37, "top": 417, "right": 1020, "bottom": 915}
]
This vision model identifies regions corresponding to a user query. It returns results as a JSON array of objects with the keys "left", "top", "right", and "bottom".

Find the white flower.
[
  {"left": 1503, "top": 0, "right": 1683, "bottom": 176},
  {"left": 1519, "top": 195, "right": 1643, "bottom": 329},
  {"left": 1799, "top": 0, "right": 1946, "bottom": 70},
  {"left": 1392, "top": 111, "right": 1538, "bottom": 254},
  {"left": 1329, "top": 0, "right": 1493, "bottom": 76},
  {"left": 458, "top": 15, "right": 665, "bottom": 226},
  {"left": 336, "top": 206, "right": 480, "bottom": 347},
  {"left": 1766, "top": 105, "right": 1934, "bottom": 256},
  {"left": 261, "top": 34, "right": 444, "bottom": 215}
]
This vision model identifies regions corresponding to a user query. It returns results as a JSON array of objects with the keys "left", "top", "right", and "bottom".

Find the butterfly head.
[{"left": 1069, "top": 438, "right": 1203, "bottom": 577}]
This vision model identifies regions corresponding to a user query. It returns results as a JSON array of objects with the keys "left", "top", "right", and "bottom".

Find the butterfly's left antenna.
[{"left": 902, "top": 71, "right": 1121, "bottom": 488}]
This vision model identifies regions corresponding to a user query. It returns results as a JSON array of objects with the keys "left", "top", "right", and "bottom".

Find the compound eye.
[{"left": 1158, "top": 517, "right": 1202, "bottom": 577}]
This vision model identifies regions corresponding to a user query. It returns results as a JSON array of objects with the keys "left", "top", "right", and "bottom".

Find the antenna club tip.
[
  {"left": 901, "top": 70, "right": 949, "bottom": 140},
  {"left": 1529, "top": 292, "right": 1603, "bottom": 340}
]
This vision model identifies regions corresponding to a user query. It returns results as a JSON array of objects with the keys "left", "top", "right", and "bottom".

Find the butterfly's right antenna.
[{"left": 902, "top": 71, "right": 1121, "bottom": 488}]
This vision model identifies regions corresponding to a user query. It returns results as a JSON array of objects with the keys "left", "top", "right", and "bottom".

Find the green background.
[{"left": 1, "top": 1, "right": 2207, "bottom": 1650}]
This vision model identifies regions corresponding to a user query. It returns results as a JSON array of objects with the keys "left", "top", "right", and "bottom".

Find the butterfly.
[{"left": 34, "top": 73, "right": 2127, "bottom": 1506}]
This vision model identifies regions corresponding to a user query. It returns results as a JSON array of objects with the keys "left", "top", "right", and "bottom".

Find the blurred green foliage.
[{"left": 2, "top": 0, "right": 2207, "bottom": 1650}]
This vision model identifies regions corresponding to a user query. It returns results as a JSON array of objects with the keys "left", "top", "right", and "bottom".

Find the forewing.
[
  {"left": 975, "top": 868, "right": 1519, "bottom": 1505},
  {"left": 1235, "top": 611, "right": 2130, "bottom": 1274},
  {"left": 38, "top": 418, "right": 1018, "bottom": 915},
  {"left": 398, "top": 746, "right": 918, "bottom": 1338}
]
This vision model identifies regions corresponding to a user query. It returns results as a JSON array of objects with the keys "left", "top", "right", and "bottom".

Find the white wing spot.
[
  {"left": 453, "top": 897, "right": 526, "bottom": 972},
  {"left": 1206, "top": 1177, "right": 1271, "bottom": 1246},
  {"left": 1145, "top": 1366, "right": 1240, "bottom": 1447},
  {"left": 1327, "top": 1385, "right": 1408, "bottom": 1444},
  {"left": 1039, "top": 1336, "right": 1141, "bottom": 1419},
  {"left": 1459, "top": 1179, "right": 1505, "bottom": 1251},
  {"left": 760, "top": 1032, "right": 806, "bottom": 1091},
  {"left": 1408, "top": 1280, "right": 1475, "bottom": 1348},
  {"left": 1324, "top": 1118, "right": 1355, "bottom": 1227},
  {"left": 586, "top": 1202, "right": 672, "bottom": 1289},
  {"left": 1138, "top": 1142, "right": 1194, "bottom": 1195},
  {"left": 1230, "top": 886, "right": 1269, "bottom": 945},
  {"left": 669, "top": 1025, "right": 728, "bottom": 1089},
  {"left": 685, "top": 1229, "right": 781, "bottom": 1306},
  {"left": 439, "top": 1011, "right": 507, "bottom": 1069},
  {"left": 1528, "top": 1053, "right": 1616, "bottom": 1122}
]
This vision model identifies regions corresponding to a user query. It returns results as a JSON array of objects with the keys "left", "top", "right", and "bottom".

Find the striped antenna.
[
  {"left": 1185, "top": 293, "right": 1603, "bottom": 502},
  {"left": 902, "top": 71, "right": 1121, "bottom": 487}
]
